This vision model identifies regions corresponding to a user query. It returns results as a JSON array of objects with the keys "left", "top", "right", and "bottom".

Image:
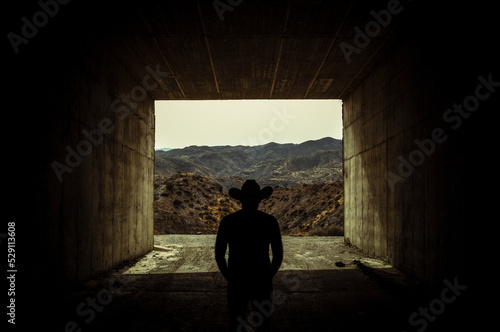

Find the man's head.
[{"left": 229, "top": 180, "right": 273, "bottom": 210}]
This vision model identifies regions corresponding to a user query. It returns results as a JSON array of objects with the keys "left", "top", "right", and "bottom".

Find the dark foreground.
[{"left": 50, "top": 235, "right": 475, "bottom": 332}]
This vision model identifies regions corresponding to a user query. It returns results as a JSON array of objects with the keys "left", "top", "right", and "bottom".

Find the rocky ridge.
[{"left": 155, "top": 137, "right": 343, "bottom": 187}]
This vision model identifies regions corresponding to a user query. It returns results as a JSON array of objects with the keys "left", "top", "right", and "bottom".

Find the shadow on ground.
[
  {"left": 54, "top": 270, "right": 474, "bottom": 332},
  {"left": 57, "top": 270, "right": 405, "bottom": 332},
  {"left": 42, "top": 236, "right": 477, "bottom": 332}
]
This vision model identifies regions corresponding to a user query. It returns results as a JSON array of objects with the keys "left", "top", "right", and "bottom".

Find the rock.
[{"left": 335, "top": 261, "right": 345, "bottom": 267}]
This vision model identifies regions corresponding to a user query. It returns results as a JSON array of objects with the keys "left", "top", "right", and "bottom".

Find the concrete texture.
[{"left": 342, "top": 3, "right": 497, "bottom": 284}]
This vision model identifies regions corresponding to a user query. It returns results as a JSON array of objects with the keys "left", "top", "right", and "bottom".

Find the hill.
[
  {"left": 154, "top": 172, "right": 240, "bottom": 234},
  {"left": 260, "top": 181, "right": 344, "bottom": 236},
  {"left": 154, "top": 172, "right": 344, "bottom": 236},
  {"left": 154, "top": 137, "right": 343, "bottom": 186}
]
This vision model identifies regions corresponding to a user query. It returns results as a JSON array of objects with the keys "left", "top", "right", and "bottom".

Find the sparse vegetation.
[
  {"left": 154, "top": 172, "right": 343, "bottom": 236},
  {"left": 154, "top": 172, "right": 240, "bottom": 234}
]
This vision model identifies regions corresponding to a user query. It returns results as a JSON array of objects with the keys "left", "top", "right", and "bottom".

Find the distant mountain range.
[{"left": 154, "top": 137, "right": 343, "bottom": 187}]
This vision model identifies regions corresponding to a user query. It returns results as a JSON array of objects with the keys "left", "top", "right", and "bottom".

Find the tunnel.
[{"left": 5, "top": 0, "right": 497, "bottom": 330}]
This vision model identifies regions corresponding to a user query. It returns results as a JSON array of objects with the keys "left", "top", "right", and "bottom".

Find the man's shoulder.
[
  {"left": 220, "top": 210, "right": 243, "bottom": 225},
  {"left": 222, "top": 209, "right": 243, "bottom": 219}
]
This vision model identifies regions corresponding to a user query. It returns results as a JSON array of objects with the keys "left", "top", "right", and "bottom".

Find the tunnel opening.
[{"left": 152, "top": 99, "right": 344, "bottom": 237}]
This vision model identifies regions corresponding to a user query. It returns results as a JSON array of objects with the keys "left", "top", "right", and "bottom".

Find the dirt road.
[{"left": 123, "top": 235, "right": 394, "bottom": 275}]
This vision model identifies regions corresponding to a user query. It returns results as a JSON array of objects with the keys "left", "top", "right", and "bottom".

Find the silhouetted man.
[{"left": 215, "top": 180, "right": 283, "bottom": 332}]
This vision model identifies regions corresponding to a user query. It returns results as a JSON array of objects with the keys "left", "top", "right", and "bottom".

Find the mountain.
[
  {"left": 154, "top": 172, "right": 343, "bottom": 236},
  {"left": 155, "top": 137, "right": 343, "bottom": 186}
]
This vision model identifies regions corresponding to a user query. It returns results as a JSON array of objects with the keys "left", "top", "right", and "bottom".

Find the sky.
[{"left": 154, "top": 99, "right": 343, "bottom": 149}]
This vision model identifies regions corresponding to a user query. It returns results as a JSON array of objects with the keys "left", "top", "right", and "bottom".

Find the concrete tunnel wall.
[
  {"left": 343, "top": 37, "right": 449, "bottom": 282},
  {"left": 54, "top": 48, "right": 155, "bottom": 286},
  {"left": 10, "top": 29, "right": 156, "bottom": 289},
  {"left": 45, "top": 47, "right": 156, "bottom": 285},
  {"left": 342, "top": 6, "right": 496, "bottom": 284}
]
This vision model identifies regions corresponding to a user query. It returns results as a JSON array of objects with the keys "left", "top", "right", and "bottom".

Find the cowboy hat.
[{"left": 229, "top": 180, "right": 273, "bottom": 201}]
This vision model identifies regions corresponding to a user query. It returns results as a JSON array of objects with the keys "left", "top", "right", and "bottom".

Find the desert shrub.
[{"left": 206, "top": 214, "right": 217, "bottom": 222}]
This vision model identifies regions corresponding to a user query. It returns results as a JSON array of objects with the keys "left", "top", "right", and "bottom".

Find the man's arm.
[
  {"left": 215, "top": 221, "right": 230, "bottom": 281},
  {"left": 270, "top": 219, "right": 283, "bottom": 278}
]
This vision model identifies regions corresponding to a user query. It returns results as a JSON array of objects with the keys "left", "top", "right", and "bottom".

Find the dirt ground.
[
  {"left": 54, "top": 235, "right": 473, "bottom": 332},
  {"left": 123, "top": 235, "right": 396, "bottom": 275}
]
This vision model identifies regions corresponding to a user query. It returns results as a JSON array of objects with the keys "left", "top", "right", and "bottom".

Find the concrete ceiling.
[{"left": 90, "top": 0, "right": 406, "bottom": 101}]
